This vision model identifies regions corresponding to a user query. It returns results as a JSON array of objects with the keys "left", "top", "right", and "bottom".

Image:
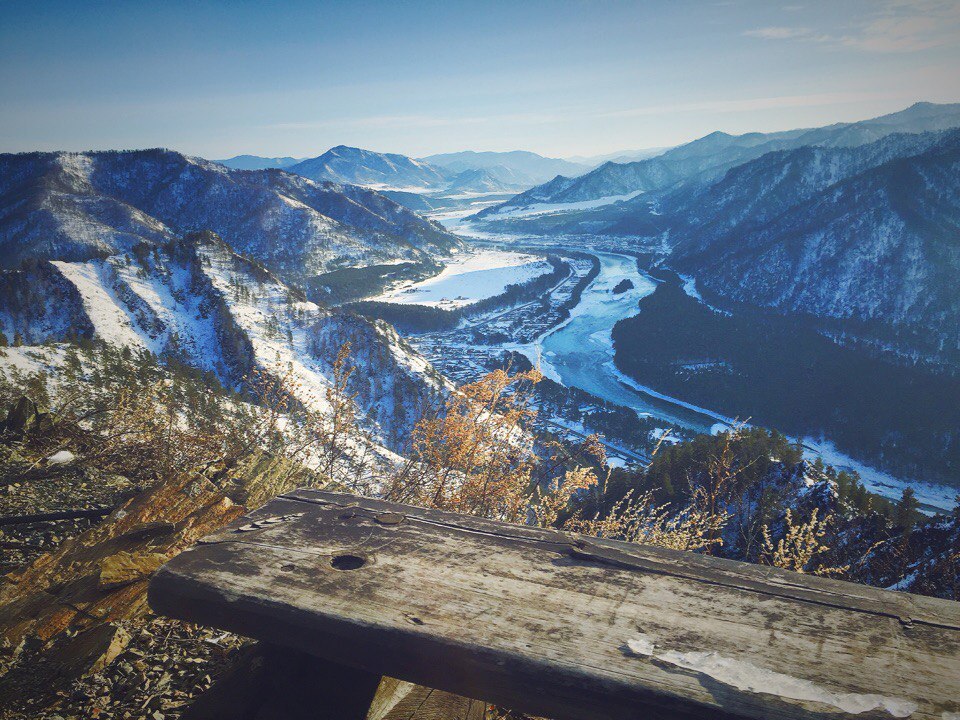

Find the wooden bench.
[{"left": 149, "top": 489, "right": 960, "bottom": 720}]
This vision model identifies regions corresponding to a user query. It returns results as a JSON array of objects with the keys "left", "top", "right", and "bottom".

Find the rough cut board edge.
[
  {"left": 149, "top": 490, "right": 960, "bottom": 720},
  {"left": 278, "top": 490, "right": 960, "bottom": 629}
]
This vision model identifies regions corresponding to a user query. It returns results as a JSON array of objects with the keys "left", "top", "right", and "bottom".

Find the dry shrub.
[
  {"left": 383, "top": 367, "right": 543, "bottom": 522},
  {"left": 0, "top": 343, "right": 357, "bottom": 506},
  {"left": 760, "top": 508, "right": 845, "bottom": 575},
  {"left": 530, "top": 466, "right": 599, "bottom": 529},
  {"left": 242, "top": 342, "right": 373, "bottom": 497},
  {"left": 570, "top": 488, "right": 728, "bottom": 553},
  {"left": 379, "top": 365, "right": 731, "bottom": 561}
]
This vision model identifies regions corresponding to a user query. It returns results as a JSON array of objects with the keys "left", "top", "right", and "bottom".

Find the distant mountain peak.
[
  {"left": 422, "top": 150, "right": 588, "bottom": 186},
  {"left": 288, "top": 146, "right": 447, "bottom": 189}
]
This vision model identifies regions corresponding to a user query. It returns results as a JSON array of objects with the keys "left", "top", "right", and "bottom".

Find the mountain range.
[
  {"left": 4, "top": 100, "right": 960, "bottom": 468},
  {"left": 477, "top": 102, "right": 960, "bottom": 217},
  {"left": 0, "top": 149, "right": 461, "bottom": 280},
  {"left": 217, "top": 147, "right": 591, "bottom": 194},
  {"left": 564, "top": 147, "right": 670, "bottom": 166},
  {"left": 422, "top": 150, "right": 589, "bottom": 186},
  {"left": 669, "top": 129, "right": 960, "bottom": 359},
  {"left": 214, "top": 155, "right": 302, "bottom": 171},
  {"left": 464, "top": 102, "right": 960, "bottom": 367},
  {"left": 286, "top": 145, "right": 448, "bottom": 189},
  {"left": 0, "top": 228, "right": 448, "bottom": 455}
]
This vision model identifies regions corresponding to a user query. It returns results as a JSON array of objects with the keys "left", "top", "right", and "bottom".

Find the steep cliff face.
[{"left": 0, "top": 150, "right": 462, "bottom": 278}]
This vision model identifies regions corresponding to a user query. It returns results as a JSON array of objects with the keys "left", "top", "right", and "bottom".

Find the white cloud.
[
  {"left": 744, "top": 26, "right": 813, "bottom": 40},
  {"left": 743, "top": 0, "right": 960, "bottom": 53}
]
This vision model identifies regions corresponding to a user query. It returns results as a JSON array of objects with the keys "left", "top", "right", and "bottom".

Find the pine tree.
[
  {"left": 64, "top": 344, "right": 82, "bottom": 380},
  {"left": 895, "top": 488, "right": 920, "bottom": 529}
]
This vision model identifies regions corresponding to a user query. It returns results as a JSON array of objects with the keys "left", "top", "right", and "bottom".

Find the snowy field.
[
  {"left": 371, "top": 249, "right": 551, "bottom": 309},
  {"left": 427, "top": 204, "right": 498, "bottom": 221}
]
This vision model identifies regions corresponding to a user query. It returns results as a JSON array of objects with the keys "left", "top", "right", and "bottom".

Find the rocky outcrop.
[{"left": 0, "top": 473, "right": 244, "bottom": 707}]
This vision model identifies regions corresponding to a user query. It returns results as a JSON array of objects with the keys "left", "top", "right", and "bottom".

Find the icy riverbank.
[{"left": 370, "top": 249, "right": 551, "bottom": 309}]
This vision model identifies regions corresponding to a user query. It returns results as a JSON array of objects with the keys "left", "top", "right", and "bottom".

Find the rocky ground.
[
  {"left": 0, "top": 462, "right": 249, "bottom": 719},
  {"left": 1, "top": 616, "right": 247, "bottom": 720},
  {"left": 1, "top": 458, "right": 139, "bottom": 574},
  {"left": 0, "top": 396, "right": 255, "bottom": 719}
]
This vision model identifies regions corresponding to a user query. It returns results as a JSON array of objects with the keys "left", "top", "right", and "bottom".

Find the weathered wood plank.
[{"left": 149, "top": 490, "right": 960, "bottom": 720}]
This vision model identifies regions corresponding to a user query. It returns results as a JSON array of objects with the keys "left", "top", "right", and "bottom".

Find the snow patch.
[
  {"left": 608, "top": 362, "right": 738, "bottom": 425},
  {"left": 624, "top": 635, "right": 655, "bottom": 656},
  {"left": 486, "top": 190, "right": 645, "bottom": 219},
  {"left": 46, "top": 450, "right": 76, "bottom": 464},
  {"left": 623, "top": 635, "right": 917, "bottom": 717},
  {"left": 799, "top": 438, "right": 956, "bottom": 513},
  {"left": 679, "top": 273, "right": 702, "bottom": 300},
  {"left": 51, "top": 261, "right": 146, "bottom": 349}
]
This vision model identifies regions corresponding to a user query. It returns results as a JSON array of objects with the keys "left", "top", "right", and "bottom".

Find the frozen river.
[
  {"left": 525, "top": 252, "right": 720, "bottom": 434},
  {"left": 507, "top": 249, "right": 956, "bottom": 512},
  {"left": 427, "top": 215, "right": 956, "bottom": 510}
]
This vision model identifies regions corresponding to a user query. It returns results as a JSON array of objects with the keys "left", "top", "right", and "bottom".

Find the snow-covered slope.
[
  {"left": 0, "top": 231, "right": 449, "bottom": 452},
  {"left": 214, "top": 155, "right": 302, "bottom": 170},
  {"left": 423, "top": 150, "right": 588, "bottom": 186},
  {"left": 445, "top": 168, "right": 526, "bottom": 193},
  {"left": 213, "top": 155, "right": 300, "bottom": 170},
  {"left": 0, "top": 261, "right": 94, "bottom": 344},
  {"left": 0, "top": 149, "right": 462, "bottom": 279},
  {"left": 671, "top": 130, "right": 960, "bottom": 361},
  {"left": 662, "top": 130, "right": 953, "bottom": 250}
]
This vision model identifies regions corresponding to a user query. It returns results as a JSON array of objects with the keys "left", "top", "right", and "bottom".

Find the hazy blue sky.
[{"left": 2, "top": 0, "right": 959, "bottom": 159}]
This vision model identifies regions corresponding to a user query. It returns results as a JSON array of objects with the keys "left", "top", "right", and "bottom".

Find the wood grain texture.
[
  {"left": 366, "top": 677, "right": 485, "bottom": 720},
  {"left": 149, "top": 490, "right": 960, "bottom": 720}
]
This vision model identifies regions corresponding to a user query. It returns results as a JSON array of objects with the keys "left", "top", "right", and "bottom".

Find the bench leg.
[
  {"left": 182, "top": 642, "right": 382, "bottom": 720},
  {"left": 367, "top": 676, "right": 487, "bottom": 720},
  {"left": 182, "top": 643, "right": 487, "bottom": 720}
]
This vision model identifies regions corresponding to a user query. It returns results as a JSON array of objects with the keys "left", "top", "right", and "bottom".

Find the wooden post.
[{"left": 366, "top": 677, "right": 486, "bottom": 720}]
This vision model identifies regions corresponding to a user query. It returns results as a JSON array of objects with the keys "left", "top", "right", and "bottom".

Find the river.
[
  {"left": 503, "top": 249, "right": 956, "bottom": 512},
  {"left": 521, "top": 252, "right": 720, "bottom": 434}
]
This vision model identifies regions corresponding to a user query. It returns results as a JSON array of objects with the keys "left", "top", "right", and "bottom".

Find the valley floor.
[{"left": 384, "top": 226, "right": 959, "bottom": 511}]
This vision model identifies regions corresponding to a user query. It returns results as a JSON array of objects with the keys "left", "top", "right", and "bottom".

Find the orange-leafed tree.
[{"left": 384, "top": 367, "right": 543, "bottom": 522}]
